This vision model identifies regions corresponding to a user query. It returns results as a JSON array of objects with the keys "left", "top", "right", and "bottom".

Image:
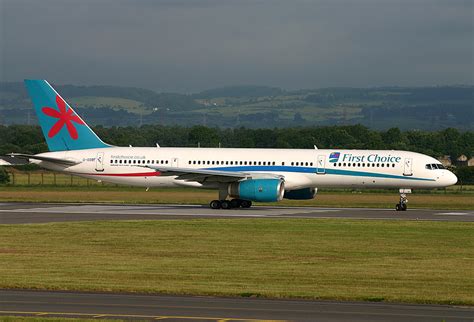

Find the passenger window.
[
  {"left": 343, "top": 163, "right": 346, "bottom": 166},
  {"left": 381, "top": 164, "right": 384, "bottom": 167},
  {"left": 282, "top": 162, "right": 285, "bottom": 166},
  {"left": 347, "top": 163, "right": 351, "bottom": 167},
  {"left": 310, "top": 162, "right": 313, "bottom": 166},
  {"left": 333, "top": 163, "right": 337, "bottom": 167},
  {"left": 305, "top": 162, "right": 308, "bottom": 166},
  {"left": 357, "top": 163, "right": 360, "bottom": 167}
]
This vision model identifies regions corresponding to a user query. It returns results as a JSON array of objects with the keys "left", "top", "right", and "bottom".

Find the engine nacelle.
[
  {"left": 228, "top": 179, "right": 285, "bottom": 202},
  {"left": 283, "top": 187, "right": 318, "bottom": 200}
]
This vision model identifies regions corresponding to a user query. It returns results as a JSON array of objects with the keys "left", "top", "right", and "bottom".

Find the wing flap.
[{"left": 145, "top": 165, "right": 281, "bottom": 183}]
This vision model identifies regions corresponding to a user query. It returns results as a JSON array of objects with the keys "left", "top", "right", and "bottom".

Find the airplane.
[{"left": 9, "top": 80, "right": 458, "bottom": 211}]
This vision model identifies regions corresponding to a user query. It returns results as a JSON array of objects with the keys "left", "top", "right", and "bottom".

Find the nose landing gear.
[{"left": 395, "top": 189, "right": 411, "bottom": 211}]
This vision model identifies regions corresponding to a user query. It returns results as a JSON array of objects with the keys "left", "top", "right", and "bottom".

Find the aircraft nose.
[{"left": 446, "top": 171, "right": 458, "bottom": 186}]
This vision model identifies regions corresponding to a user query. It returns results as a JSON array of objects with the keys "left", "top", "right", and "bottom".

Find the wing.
[
  {"left": 8, "top": 153, "right": 80, "bottom": 166},
  {"left": 145, "top": 165, "right": 282, "bottom": 183}
]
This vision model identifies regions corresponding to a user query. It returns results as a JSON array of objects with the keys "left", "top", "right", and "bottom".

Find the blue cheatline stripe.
[{"left": 205, "top": 166, "right": 435, "bottom": 182}]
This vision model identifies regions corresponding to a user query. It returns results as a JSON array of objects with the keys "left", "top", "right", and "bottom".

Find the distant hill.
[
  {"left": 0, "top": 82, "right": 472, "bottom": 130},
  {"left": 193, "top": 85, "right": 284, "bottom": 98}
]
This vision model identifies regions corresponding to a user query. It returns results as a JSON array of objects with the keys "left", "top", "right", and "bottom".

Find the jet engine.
[
  {"left": 228, "top": 179, "right": 285, "bottom": 202},
  {"left": 283, "top": 187, "right": 318, "bottom": 200}
]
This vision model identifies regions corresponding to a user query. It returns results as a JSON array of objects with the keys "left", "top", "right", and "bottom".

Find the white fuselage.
[{"left": 32, "top": 147, "right": 457, "bottom": 190}]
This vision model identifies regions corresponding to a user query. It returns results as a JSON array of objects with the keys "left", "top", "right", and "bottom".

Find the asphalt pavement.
[
  {"left": 1, "top": 289, "right": 473, "bottom": 322},
  {"left": 1, "top": 202, "right": 474, "bottom": 224}
]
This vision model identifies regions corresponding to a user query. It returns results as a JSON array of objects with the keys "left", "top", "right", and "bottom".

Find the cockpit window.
[{"left": 426, "top": 163, "right": 446, "bottom": 170}]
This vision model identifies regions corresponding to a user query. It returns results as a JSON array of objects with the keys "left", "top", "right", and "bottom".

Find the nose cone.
[{"left": 446, "top": 171, "right": 458, "bottom": 186}]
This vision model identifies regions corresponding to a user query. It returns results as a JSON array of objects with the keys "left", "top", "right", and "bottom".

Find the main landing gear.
[
  {"left": 209, "top": 199, "right": 252, "bottom": 209},
  {"left": 395, "top": 189, "right": 411, "bottom": 211}
]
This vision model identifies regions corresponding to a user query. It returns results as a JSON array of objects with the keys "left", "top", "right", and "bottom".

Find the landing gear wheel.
[
  {"left": 230, "top": 199, "right": 242, "bottom": 208},
  {"left": 395, "top": 192, "right": 408, "bottom": 211},
  {"left": 221, "top": 200, "right": 231, "bottom": 210},
  {"left": 240, "top": 200, "right": 252, "bottom": 208},
  {"left": 210, "top": 200, "right": 221, "bottom": 209}
]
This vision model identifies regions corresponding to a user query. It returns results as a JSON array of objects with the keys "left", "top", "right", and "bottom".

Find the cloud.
[{"left": 1, "top": 0, "right": 472, "bottom": 92}]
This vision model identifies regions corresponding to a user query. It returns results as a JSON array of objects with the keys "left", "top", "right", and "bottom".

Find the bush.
[
  {"left": 453, "top": 166, "right": 474, "bottom": 185},
  {"left": 0, "top": 166, "right": 10, "bottom": 184}
]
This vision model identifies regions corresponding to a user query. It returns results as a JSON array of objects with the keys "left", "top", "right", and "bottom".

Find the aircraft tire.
[
  {"left": 230, "top": 199, "right": 242, "bottom": 208},
  {"left": 395, "top": 203, "right": 401, "bottom": 211},
  {"left": 210, "top": 200, "right": 221, "bottom": 209},
  {"left": 221, "top": 200, "right": 231, "bottom": 209},
  {"left": 240, "top": 200, "right": 252, "bottom": 208}
]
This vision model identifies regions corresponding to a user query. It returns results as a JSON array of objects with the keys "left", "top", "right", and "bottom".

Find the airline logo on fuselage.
[
  {"left": 329, "top": 152, "right": 340, "bottom": 163},
  {"left": 329, "top": 152, "right": 402, "bottom": 163}
]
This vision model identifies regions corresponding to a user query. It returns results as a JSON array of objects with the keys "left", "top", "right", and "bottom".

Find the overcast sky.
[{"left": 0, "top": 0, "right": 472, "bottom": 92}]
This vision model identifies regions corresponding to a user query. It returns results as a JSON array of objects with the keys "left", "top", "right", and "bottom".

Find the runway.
[
  {"left": 0, "top": 289, "right": 473, "bottom": 322},
  {"left": 0, "top": 202, "right": 473, "bottom": 224}
]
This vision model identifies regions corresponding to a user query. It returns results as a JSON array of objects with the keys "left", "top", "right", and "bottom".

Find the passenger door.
[
  {"left": 170, "top": 157, "right": 179, "bottom": 168},
  {"left": 316, "top": 155, "right": 326, "bottom": 174},
  {"left": 95, "top": 152, "right": 104, "bottom": 172},
  {"left": 403, "top": 158, "right": 413, "bottom": 176}
]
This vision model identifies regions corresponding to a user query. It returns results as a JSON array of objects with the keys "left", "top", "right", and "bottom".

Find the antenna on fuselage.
[
  {"left": 314, "top": 145, "right": 318, "bottom": 150},
  {"left": 156, "top": 143, "right": 160, "bottom": 148}
]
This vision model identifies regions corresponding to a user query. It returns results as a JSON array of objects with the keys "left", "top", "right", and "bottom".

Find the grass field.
[
  {"left": 1, "top": 185, "right": 474, "bottom": 209},
  {"left": 0, "top": 219, "right": 472, "bottom": 305}
]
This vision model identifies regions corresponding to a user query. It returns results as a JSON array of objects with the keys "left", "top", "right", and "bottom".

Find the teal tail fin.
[{"left": 24, "top": 80, "right": 109, "bottom": 151}]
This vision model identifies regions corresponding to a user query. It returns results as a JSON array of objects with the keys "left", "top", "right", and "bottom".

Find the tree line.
[
  {"left": 1, "top": 124, "right": 473, "bottom": 158},
  {"left": 1, "top": 124, "right": 474, "bottom": 184}
]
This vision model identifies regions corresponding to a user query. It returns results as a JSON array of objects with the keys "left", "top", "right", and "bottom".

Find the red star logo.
[{"left": 42, "top": 95, "right": 85, "bottom": 140}]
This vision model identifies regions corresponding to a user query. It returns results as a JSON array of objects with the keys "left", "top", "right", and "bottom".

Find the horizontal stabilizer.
[{"left": 8, "top": 153, "right": 80, "bottom": 166}]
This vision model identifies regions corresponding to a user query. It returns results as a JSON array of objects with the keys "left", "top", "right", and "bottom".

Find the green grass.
[{"left": 0, "top": 219, "right": 473, "bottom": 305}]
